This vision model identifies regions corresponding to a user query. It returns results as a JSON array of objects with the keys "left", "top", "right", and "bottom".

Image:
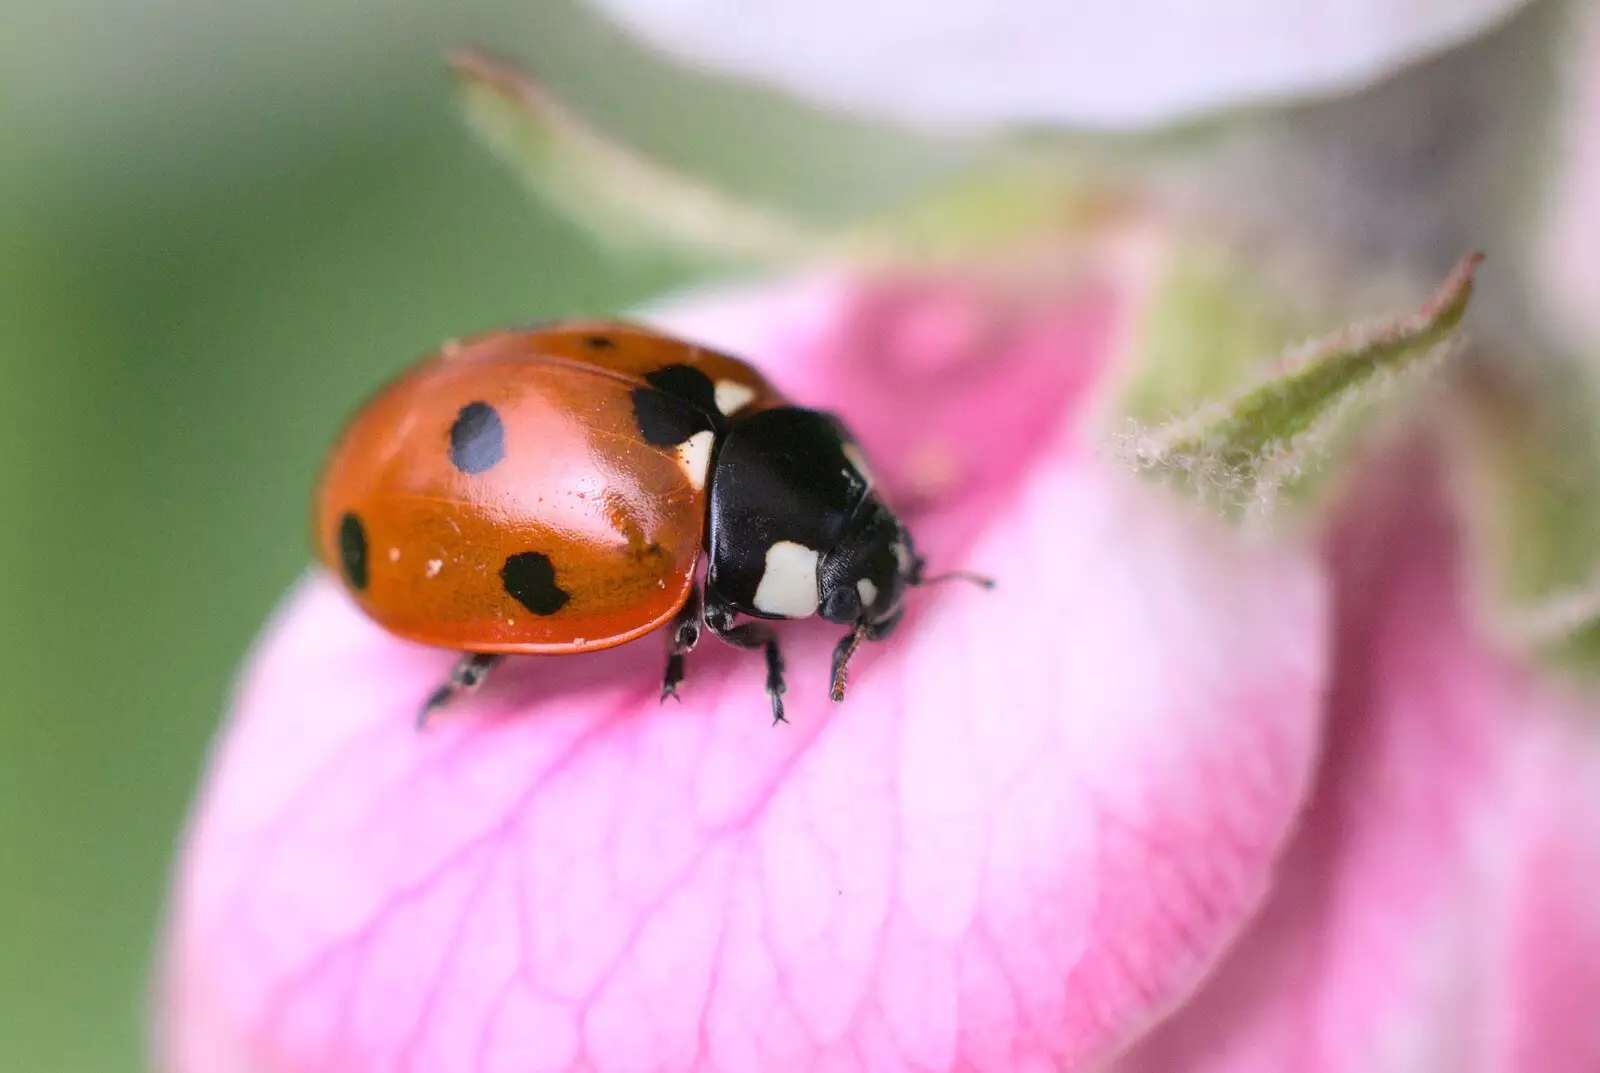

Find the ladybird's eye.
[{"left": 820, "top": 585, "right": 861, "bottom": 624}]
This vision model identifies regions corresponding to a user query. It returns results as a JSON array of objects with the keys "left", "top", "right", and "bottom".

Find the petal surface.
[
  {"left": 589, "top": 0, "right": 1530, "bottom": 129},
  {"left": 1115, "top": 443, "right": 1600, "bottom": 1073}
]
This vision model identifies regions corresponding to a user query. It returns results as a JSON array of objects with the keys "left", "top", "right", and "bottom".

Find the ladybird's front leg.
[
  {"left": 417, "top": 652, "right": 503, "bottom": 728},
  {"left": 661, "top": 583, "right": 704, "bottom": 703},
  {"left": 704, "top": 593, "right": 787, "bottom": 725}
]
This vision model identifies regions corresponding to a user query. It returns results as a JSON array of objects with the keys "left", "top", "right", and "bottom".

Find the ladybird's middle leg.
[
  {"left": 705, "top": 596, "right": 787, "bottom": 725},
  {"left": 661, "top": 583, "right": 704, "bottom": 703}
]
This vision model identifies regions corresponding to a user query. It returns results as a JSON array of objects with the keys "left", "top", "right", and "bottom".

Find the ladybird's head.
[{"left": 817, "top": 496, "right": 919, "bottom": 629}]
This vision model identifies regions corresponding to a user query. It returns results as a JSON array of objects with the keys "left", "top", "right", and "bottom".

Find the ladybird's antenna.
[
  {"left": 830, "top": 621, "right": 870, "bottom": 703},
  {"left": 916, "top": 569, "right": 996, "bottom": 590}
]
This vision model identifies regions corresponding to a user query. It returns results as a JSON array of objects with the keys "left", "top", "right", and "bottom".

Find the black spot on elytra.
[
  {"left": 449, "top": 401, "right": 505, "bottom": 474},
  {"left": 337, "top": 512, "right": 369, "bottom": 591},
  {"left": 630, "top": 364, "right": 720, "bottom": 447},
  {"left": 501, "top": 552, "right": 570, "bottom": 616},
  {"left": 584, "top": 335, "right": 617, "bottom": 349},
  {"left": 646, "top": 364, "right": 718, "bottom": 413},
  {"left": 631, "top": 390, "right": 715, "bottom": 447}
]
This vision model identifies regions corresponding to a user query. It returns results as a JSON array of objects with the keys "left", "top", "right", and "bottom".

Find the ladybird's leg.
[
  {"left": 417, "top": 652, "right": 503, "bottom": 728},
  {"left": 661, "top": 583, "right": 704, "bottom": 703},
  {"left": 829, "top": 607, "right": 905, "bottom": 703},
  {"left": 721, "top": 624, "right": 786, "bottom": 726},
  {"left": 704, "top": 596, "right": 788, "bottom": 725}
]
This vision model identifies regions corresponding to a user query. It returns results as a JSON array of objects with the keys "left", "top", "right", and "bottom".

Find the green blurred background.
[{"left": 0, "top": 2, "right": 962, "bottom": 1069}]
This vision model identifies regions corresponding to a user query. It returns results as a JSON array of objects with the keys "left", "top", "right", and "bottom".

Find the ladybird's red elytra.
[{"left": 313, "top": 319, "right": 990, "bottom": 725}]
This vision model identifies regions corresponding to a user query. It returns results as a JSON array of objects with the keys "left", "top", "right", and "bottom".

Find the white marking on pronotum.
[
  {"left": 856, "top": 578, "right": 879, "bottom": 608},
  {"left": 892, "top": 540, "right": 913, "bottom": 575},
  {"left": 676, "top": 429, "right": 716, "bottom": 490},
  {"left": 715, "top": 379, "right": 757, "bottom": 416},
  {"left": 753, "top": 541, "right": 822, "bottom": 617},
  {"left": 842, "top": 442, "right": 875, "bottom": 488}
]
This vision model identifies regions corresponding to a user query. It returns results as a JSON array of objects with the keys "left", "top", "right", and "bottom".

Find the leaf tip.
[
  {"left": 1429, "top": 250, "right": 1486, "bottom": 326},
  {"left": 446, "top": 45, "right": 556, "bottom": 119},
  {"left": 446, "top": 44, "right": 521, "bottom": 89}
]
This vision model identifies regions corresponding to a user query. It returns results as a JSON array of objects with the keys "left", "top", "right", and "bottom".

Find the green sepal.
[
  {"left": 450, "top": 47, "right": 825, "bottom": 266},
  {"left": 1124, "top": 252, "right": 1483, "bottom": 518},
  {"left": 845, "top": 156, "right": 1135, "bottom": 264},
  {"left": 451, "top": 48, "right": 1150, "bottom": 272}
]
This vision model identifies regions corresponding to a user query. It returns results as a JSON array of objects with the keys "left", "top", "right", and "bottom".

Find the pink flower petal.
[
  {"left": 158, "top": 271, "right": 1328, "bottom": 1072},
  {"left": 1113, "top": 443, "right": 1600, "bottom": 1073},
  {"left": 590, "top": 0, "right": 1530, "bottom": 130}
]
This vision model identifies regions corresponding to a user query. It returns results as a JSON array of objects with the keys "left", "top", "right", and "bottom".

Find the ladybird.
[{"left": 314, "top": 320, "right": 990, "bottom": 725}]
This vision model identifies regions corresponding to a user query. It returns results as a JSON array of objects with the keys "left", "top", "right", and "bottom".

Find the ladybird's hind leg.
[
  {"left": 417, "top": 652, "right": 503, "bottom": 728},
  {"left": 661, "top": 583, "right": 704, "bottom": 703},
  {"left": 704, "top": 594, "right": 787, "bottom": 725}
]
